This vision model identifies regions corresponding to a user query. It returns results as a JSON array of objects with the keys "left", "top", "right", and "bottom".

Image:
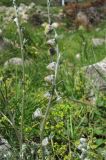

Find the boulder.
[
  {"left": 4, "top": 57, "right": 32, "bottom": 67},
  {"left": 0, "top": 6, "right": 7, "bottom": 13},
  {"left": 4, "top": 57, "right": 23, "bottom": 67},
  {"left": 2, "top": 3, "right": 35, "bottom": 24},
  {"left": 78, "top": 59, "right": 106, "bottom": 104},
  {"left": 92, "top": 38, "right": 105, "bottom": 47},
  {"left": 0, "top": 136, "right": 11, "bottom": 159},
  {"left": 0, "top": 34, "right": 12, "bottom": 51},
  {"left": 85, "top": 58, "right": 106, "bottom": 89}
]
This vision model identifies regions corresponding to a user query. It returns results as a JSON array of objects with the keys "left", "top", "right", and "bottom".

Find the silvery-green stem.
[
  {"left": 47, "top": 0, "right": 51, "bottom": 24},
  {"left": 13, "top": 0, "right": 25, "bottom": 157},
  {"left": 40, "top": 1, "right": 61, "bottom": 159}
]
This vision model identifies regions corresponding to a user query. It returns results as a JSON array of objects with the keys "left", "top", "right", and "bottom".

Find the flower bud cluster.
[
  {"left": 43, "top": 21, "right": 57, "bottom": 98},
  {"left": 44, "top": 74, "right": 54, "bottom": 84},
  {"left": 78, "top": 138, "right": 89, "bottom": 160},
  {"left": 46, "top": 62, "right": 56, "bottom": 71},
  {"left": 42, "top": 16, "right": 62, "bottom": 103},
  {"left": 47, "top": 39, "right": 56, "bottom": 46},
  {"left": 14, "top": 17, "right": 18, "bottom": 27},
  {"left": 42, "top": 22, "right": 59, "bottom": 35},
  {"left": 42, "top": 137, "right": 49, "bottom": 146},
  {"left": 40, "top": 15, "right": 62, "bottom": 157},
  {"left": 44, "top": 92, "right": 51, "bottom": 99},
  {"left": 13, "top": 0, "right": 19, "bottom": 27}
]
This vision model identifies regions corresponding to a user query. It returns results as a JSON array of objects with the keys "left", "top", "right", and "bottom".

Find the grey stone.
[
  {"left": 0, "top": 37, "right": 11, "bottom": 51},
  {"left": 4, "top": 57, "right": 23, "bottom": 67},
  {"left": 79, "top": 59, "right": 106, "bottom": 104},
  {"left": 92, "top": 38, "right": 105, "bottom": 47},
  {"left": 4, "top": 57, "right": 32, "bottom": 67},
  {"left": 0, "top": 136, "right": 11, "bottom": 159},
  {"left": 85, "top": 59, "right": 106, "bottom": 89},
  {"left": 0, "top": 6, "right": 7, "bottom": 13}
]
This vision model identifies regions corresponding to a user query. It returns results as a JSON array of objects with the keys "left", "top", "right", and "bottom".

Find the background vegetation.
[{"left": 0, "top": 0, "right": 106, "bottom": 159}]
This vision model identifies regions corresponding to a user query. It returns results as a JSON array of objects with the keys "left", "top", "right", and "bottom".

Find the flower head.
[
  {"left": 76, "top": 53, "right": 80, "bottom": 60},
  {"left": 42, "top": 137, "right": 49, "bottom": 146},
  {"left": 14, "top": 17, "right": 18, "bottom": 27},
  {"left": 56, "top": 96, "right": 62, "bottom": 102},
  {"left": 44, "top": 75, "right": 54, "bottom": 84},
  {"left": 80, "top": 138, "right": 87, "bottom": 144},
  {"left": 22, "top": 143, "right": 27, "bottom": 152},
  {"left": 51, "top": 22, "right": 59, "bottom": 29},
  {"left": 44, "top": 92, "right": 51, "bottom": 99},
  {"left": 47, "top": 39, "right": 55, "bottom": 46},
  {"left": 47, "top": 62, "right": 56, "bottom": 71},
  {"left": 44, "top": 24, "right": 53, "bottom": 35},
  {"left": 32, "top": 108, "right": 42, "bottom": 119},
  {"left": 49, "top": 48, "right": 56, "bottom": 56}
]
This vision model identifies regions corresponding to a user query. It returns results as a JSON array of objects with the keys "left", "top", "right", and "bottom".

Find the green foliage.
[
  {"left": 0, "top": 4, "right": 106, "bottom": 159},
  {"left": 0, "top": 0, "right": 47, "bottom": 6}
]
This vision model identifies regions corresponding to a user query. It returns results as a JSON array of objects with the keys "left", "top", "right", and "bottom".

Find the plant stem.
[
  {"left": 40, "top": 1, "right": 61, "bottom": 159},
  {"left": 47, "top": 0, "right": 51, "bottom": 24},
  {"left": 13, "top": 0, "right": 25, "bottom": 157}
]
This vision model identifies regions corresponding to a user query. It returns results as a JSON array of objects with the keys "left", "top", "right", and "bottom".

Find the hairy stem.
[
  {"left": 40, "top": 1, "right": 61, "bottom": 159},
  {"left": 13, "top": 0, "right": 25, "bottom": 157}
]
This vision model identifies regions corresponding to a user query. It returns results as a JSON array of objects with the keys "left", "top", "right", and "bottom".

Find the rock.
[
  {"left": 92, "top": 38, "right": 105, "bottom": 47},
  {"left": 86, "top": 7, "right": 100, "bottom": 25},
  {"left": 85, "top": 58, "right": 106, "bottom": 89},
  {"left": 2, "top": 3, "right": 35, "bottom": 24},
  {"left": 0, "top": 6, "right": 7, "bottom": 13},
  {"left": 95, "top": 28, "right": 100, "bottom": 32},
  {"left": 64, "top": 1, "right": 106, "bottom": 27},
  {"left": 4, "top": 57, "right": 32, "bottom": 67},
  {"left": 18, "top": 3, "right": 29, "bottom": 22},
  {"left": 30, "top": 12, "right": 44, "bottom": 26},
  {"left": 81, "top": 59, "right": 106, "bottom": 104},
  {"left": 4, "top": 57, "right": 23, "bottom": 67},
  {"left": 75, "top": 11, "right": 92, "bottom": 30},
  {"left": 18, "top": 3, "right": 28, "bottom": 12},
  {"left": 0, "top": 136, "right": 11, "bottom": 159},
  {"left": 0, "top": 37, "right": 12, "bottom": 51}
]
